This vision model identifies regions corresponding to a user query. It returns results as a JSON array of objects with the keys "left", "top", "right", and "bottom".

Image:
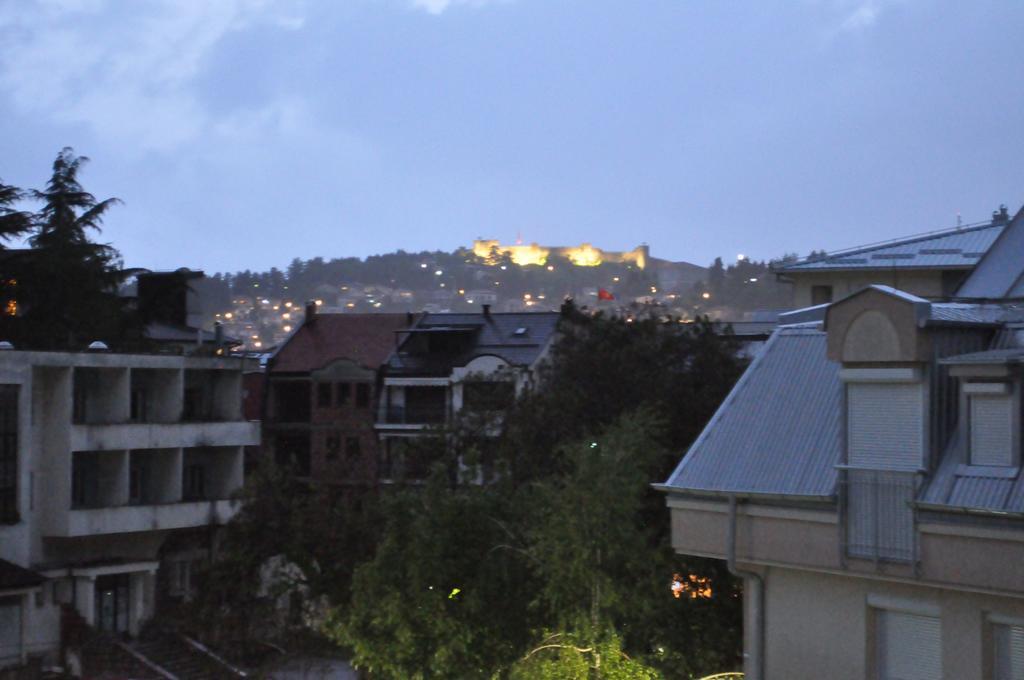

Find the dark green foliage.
[
  {"left": 1, "top": 148, "right": 142, "bottom": 350},
  {"left": 0, "top": 179, "right": 32, "bottom": 244},
  {"left": 323, "top": 311, "right": 745, "bottom": 678}
]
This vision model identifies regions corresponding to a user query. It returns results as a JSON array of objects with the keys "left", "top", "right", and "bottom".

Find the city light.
[
  {"left": 224, "top": 313, "right": 233, "bottom": 319},
  {"left": 737, "top": 253, "right": 746, "bottom": 261},
  {"left": 315, "top": 299, "right": 323, "bottom": 306},
  {"left": 701, "top": 292, "right": 711, "bottom": 299},
  {"left": 282, "top": 313, "right": 291, "bottom": 320},
  {"left": 420, "top": 263, "right": 428, "bottom": 268},
  {"left": 546, "top": 265, "right": 554, "bottom": 271},
  {"left": 435, "top": 270, "right": 443, "bottom": 276},
  {"left": 613, "top": 276, "right": 620, "bottom": 282},
  {"left": 283, "top": 325, "right": 292, "bottom": 332},
  {"left": 284, "top": 301, "right": 292, "bottom": 307}
]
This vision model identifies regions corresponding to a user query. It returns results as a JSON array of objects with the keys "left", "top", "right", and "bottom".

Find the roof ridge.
[{"left": 781, "top": 219, "right": 1001, "bottom": 269}]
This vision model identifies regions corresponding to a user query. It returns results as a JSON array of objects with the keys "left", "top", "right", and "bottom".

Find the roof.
[
  {"left": 270, "top": 313, "right": 414, "bottom": 374},
  {"left": 0, "top": 559, "right": 44, "bottom": 591},
  {"left": 938, "top": 348, "right": 1024, "bottom": 365},
  {"left": 956, "top": 205, "right": 1024, "bottom": 298},
  {"left": 662, "top": 325, "right": 841, "bottom": 498},
  {"left": 385, "top": 311, "right": 561, "bottom": 376},
  {"left": 777, "top": 220, "right": 1004, "bottom": 273},
  {"left": 918, "top": 439, "right": 1024, "bottom": 515}
]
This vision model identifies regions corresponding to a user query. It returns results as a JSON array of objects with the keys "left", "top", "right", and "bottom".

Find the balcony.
[
  {"left": 844, "top": 468, "right": 918, "bottom": 563},
  {"left": 378, "top": 405, "right": 447, "bottom": 428},
  {"left": 71, "top": 420, "right": 259, "bottom": 451},
  {"left": 57, "top": 499, "right": 239, "bottom": 537}
]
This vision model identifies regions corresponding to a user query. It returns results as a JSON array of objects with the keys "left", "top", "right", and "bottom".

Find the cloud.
[
  {"left": 410, "top": 0, "right": 507, "bottom": 16},
  {"left": 0, "top": 0, "right": 305, "bottom": 153},
  {"left": 840, "top": 1, "right": 880, "bottom": 31}
]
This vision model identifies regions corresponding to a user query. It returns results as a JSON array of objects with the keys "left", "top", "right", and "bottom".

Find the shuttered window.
[
  {"left": 877, "top": 609, "right": 941, "bottom": 680},
  {"left": 970, "top": 395, "right": 1014, "bottom": 467},
  {"left": 994, "top": 623, "right": 1024, "bottom": 680},
  {"left": 848, "top": 383, "right": 924, "bottom": 470},
  {"left": 991, "top": 622, "right": 1024, "bottom": 680}
]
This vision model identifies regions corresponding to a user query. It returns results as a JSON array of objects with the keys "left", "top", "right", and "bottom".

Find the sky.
[{"left": 2, "top": 0, "right": 1023, "bottom": 274}]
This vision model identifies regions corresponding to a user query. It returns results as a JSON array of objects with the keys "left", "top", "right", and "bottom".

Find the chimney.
[
  {"left": 993, "top": 204, "right": 1011, "bottom": 225},
  {"left": 305, "top": 300, "right": 317, "bottom": 325},
  {"left": 214, "top": 321, "right": 224, "bottom": 346},
  {"left": 406, "top": 311, "right": 415, "bottom": 326},
  {"left": 482, "top": 304, "right": 491, "bottom": 318}
]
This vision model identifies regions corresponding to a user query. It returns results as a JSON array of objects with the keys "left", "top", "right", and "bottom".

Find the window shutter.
[
  {"left": 877, "top": 610, "right": 941, "bottom": 680},
  {"left": 970, "top": 395, "right": 1014, "bottom": 467},
  {"left": 994, "top": 623, "right": 1024, "bottom": 680},
  {"left": 848, "top": 383, "right": 923, "bottom": 470}
]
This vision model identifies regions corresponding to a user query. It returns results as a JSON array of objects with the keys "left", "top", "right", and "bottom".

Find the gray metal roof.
[
  {"left": 957, "top": 205, "right": 1024, "bottom": 298},
  {"left": 662, "top": 325, "right": 841, "bottom": 498},
  {"left": 918, "top": 436, "right": 1024, "bottom": 514},
  {"left": 385, "top": 311, "right": 560, "bottom": 376},
  {"left": 938, "top": 348, "right": 1024, "bottom": 365},
  {"left": 778, "top": 221, "right": 1004, "bottom": 272}
]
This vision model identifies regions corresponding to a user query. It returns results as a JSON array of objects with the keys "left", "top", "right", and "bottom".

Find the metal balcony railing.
[{"left": 843, "top": 468, "right": 918, "bottom": 564}]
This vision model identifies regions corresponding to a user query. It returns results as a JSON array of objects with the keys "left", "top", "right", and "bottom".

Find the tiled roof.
[
  {"left": 778, "top": 221, "right": 1004, "bottom": 272},
  {"left": 270, "top": 313, "right": 414, "bottom": 374},
  {"left": 0, "top": 559, "right": 44, "bottom": 591},
  {"left": 662, "top": 325, "right": 841, "bottom": 498},
  {"left": 385, "top": 312, "right": 561, "bottom": 376}
]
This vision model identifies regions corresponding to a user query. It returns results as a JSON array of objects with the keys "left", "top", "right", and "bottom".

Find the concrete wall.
[
  {"left": 791, "top": 270, "right": 948, "bottom": 309},
  {"left": 762, "top": 566, "right": 1024, "bottom": 680}
]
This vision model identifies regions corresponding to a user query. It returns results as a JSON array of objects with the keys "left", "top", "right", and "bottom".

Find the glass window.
[
  {"left": 993, "top": 622, "right": 1024, "bottom": 680},
  {"left": 355, "top": 383, "right": 370, "bottom": 408},
  {"left": 336, "top": 382, "right": 350, "bottom": 405},
  {"left": 317, "top": 382, "right": 332, "bottom": 408}
]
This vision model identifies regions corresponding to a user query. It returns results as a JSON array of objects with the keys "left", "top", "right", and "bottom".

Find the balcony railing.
[
  {"left": 843, "top": 468, "right": 918, "bottom": 564},
  {"left": 382, "top": 405, "right": 447, "bottom": 425}
]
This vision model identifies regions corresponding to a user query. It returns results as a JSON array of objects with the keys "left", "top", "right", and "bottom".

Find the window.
[
  {"left": 967, "top": 384, "right": 1014, "bottom": 467},
  {"left": 345, "top": 436, "right": 361, "bottom": 460},
  {"left": 183, "top": 464, "right": 205, "bottom": 500},
  {"left": 336, "top": 382, "right": 350, "bottom": 405},
  {"left": 0, "top": 596, "right": 23, "bottom": 663},
  {"left": 130, "top": 387, "right": 147, "bottom": 423},
  {"left": 167, "top": 560, "right": 193, "bottom": 599},
  {"left": 129, "top": 463, "right": 146, "bottom": 505},
  {"left": 183, "top": 387, "right": 205, "bottom": 421},
  {"left": 326, "top": 434, "right": 340, "bottom": 460},
  {"left": 993, "top": 622, "right": 1024, "bottom": 680},
  {"left": 72, "top": 379, "right": 87, "bottom": 424},
  {"left": 274, "top": 433, "right": 311, "bottom": 476},
  {"left": 876, "top": 609, "right": 941, "bottom": 680},
  {"left": 847, "top": 382, "right": 924, "bottom": 470},
  {"left": 71, "top": 454, "right": 99, "bottom": 509},
  {"left": 317, "top": 382, "right": 332, "bottom": 408},
  {"left": 355, "top": 383, "right": 370, "bottom": 408},
  {"left": 811, "top": 284, "right": 833, "bottom": 306},
  {"left": 95, "top": 574, "right": 130, "bottom": 634},
  {"left": 272, "top": 382, "right": 311, "bottom": 423},
  {"left": 463, "top": 381, "right": 514, "bottom": 412},
  {"left": 0, "top": 386, "right": 17, "bottom": 523}
]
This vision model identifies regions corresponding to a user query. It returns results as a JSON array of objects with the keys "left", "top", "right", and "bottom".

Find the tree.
[
  {"left": 0, "top": 179, "right": 31, "bottom": 245},
  {"left": 12, "top": 148, "right": 139, "bottom": 349}
]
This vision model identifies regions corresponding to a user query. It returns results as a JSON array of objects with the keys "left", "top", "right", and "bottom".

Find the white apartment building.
[{"left": 0, "top": 349, "right": 258, "bottom": 669}]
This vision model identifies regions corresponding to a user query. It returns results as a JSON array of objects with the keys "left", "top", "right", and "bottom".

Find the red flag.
[{"left": 598, "top": 288, "right": 615, "bottom": 301}]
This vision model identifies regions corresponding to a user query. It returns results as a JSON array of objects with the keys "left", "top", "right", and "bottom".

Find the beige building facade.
[{"left": 0, "top": 349, "right": 258, "bottom": 669}]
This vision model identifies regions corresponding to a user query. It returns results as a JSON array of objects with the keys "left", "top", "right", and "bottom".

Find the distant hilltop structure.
[{"left": 473, "top": 239, "right": 650, "bottom": 269}]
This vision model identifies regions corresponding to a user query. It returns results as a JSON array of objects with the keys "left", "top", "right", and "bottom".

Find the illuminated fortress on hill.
[{"left": 472, "top": 239, "right": 650, "bottom": 269}]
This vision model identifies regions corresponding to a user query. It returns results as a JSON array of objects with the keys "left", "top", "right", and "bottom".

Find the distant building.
[
  {"left": 376, "top": 306, "right": 560, "bottom": 481},
  {"left": 473, "top": 239, "right": 650, "bottom": 269},
  {"left": 660, "top": 204, "right": 1024, "bottom": 680},
  {"left": 0, "top": 349, "right": 257, "bottom": 667},
  {"left": 774, "top": 206, "right": 1010, "bottom": 309},
  {"left": 262, "top": 308, "right": 414, "bottom": 484}
]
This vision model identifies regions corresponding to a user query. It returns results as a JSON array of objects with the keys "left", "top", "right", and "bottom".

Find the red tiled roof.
[{"left": 269, "top": 313, "right": 413, "bottom": 374}]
